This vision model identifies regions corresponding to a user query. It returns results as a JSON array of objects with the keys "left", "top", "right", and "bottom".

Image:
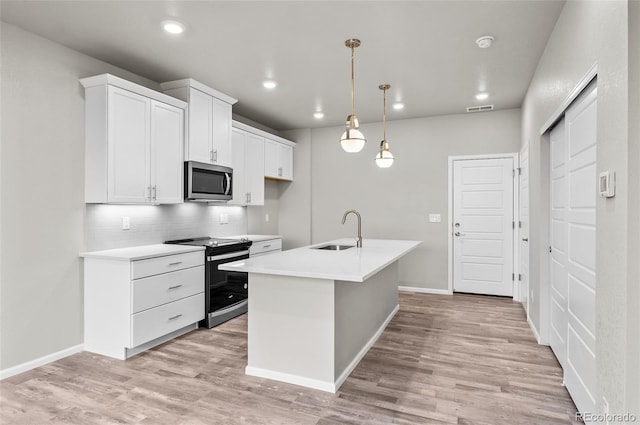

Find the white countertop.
[
  {"left": 228, "top": 234, "right": 282, "bottom": 242},
  {"left": 219, "top": 238, "right": 421, "bottom": 282},
  {"left": 80, "top": 244, "right": 204, "bottom": 261}
]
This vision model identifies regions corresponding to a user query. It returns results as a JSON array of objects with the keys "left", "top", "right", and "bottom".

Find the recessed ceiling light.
[
  {"left": 262, "top": 80, "right": 277, "bottom": 89},
  {"left": 475, "top": 35, "right": 494, "bottom": 48},
  {"left": 314, "top": 112, "right": 324, "bottom": 119},
  {"left": 162, "top": 20, "right": 185, "bottom": 35},
  {"left": 475, "top": 92, "right": 489, "bottom": 100},
  {"left": 392, "top": 103, "right": 405, "bottom": 110}
]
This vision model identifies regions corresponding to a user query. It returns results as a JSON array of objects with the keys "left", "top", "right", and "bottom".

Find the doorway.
[{"left": 448, "top": 154, "right": 518, "bottom": 297}]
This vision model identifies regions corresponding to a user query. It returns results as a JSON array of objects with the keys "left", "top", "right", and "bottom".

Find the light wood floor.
[{"left": 1, "top": 292, "right": 580, "bottom": 424}]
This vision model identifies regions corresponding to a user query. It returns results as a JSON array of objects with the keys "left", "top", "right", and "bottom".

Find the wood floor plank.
[{"left": 0, "top": 292, "right": 580, "bottom": 424}]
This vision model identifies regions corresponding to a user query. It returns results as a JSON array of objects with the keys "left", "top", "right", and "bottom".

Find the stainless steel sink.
[{"left": 313, "top": 244, "right": 355, "bottom": 251}]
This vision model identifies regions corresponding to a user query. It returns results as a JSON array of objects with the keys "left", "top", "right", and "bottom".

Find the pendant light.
[
  {"left": 375, "top": 84, "right": 394, "bottom": 168},
  {"left": 340, "top": 39, "right": 366, "bottom": 153}
]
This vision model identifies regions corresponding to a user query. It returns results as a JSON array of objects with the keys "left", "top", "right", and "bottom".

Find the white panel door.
[
  {"left": 150, "top": 101, "right": 184, "bottom": 204},
  {"left": 549, "top": 119, "right": 568, "bottom": 368},
  {"left": 453, "top": 157, "right": 514, "bottom": 296},
  {"left": 564, "top": 84, "right": 597, "bottom": 415},
  {"left": 519, "top": 145, "right": 530, "bottom": 311},
  {"left": 211, "top": 97, "right": 233, "bottom": 166},
  {"left": 107, "top": 86, "right": 150, "bottom": 203}
]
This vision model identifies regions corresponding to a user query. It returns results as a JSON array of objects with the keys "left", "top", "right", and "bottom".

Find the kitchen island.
[{"left": 220, "top": 238, "right": 421, "bottom": 392}]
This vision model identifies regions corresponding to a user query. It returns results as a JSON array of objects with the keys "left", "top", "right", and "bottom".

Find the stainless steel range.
[{"left": 165, "top": 236, "right": 252, "bottom": 328}]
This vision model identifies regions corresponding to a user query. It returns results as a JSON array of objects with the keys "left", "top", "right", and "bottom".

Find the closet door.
[
  {"left": 549, "top": 119, "right": 568, "bottom": 368},
  {"left": 548, "top": 82, "right": 597, "bottom": 415},
  {"left": 563, "top": 83, "right": 597, "bottom": 415}
]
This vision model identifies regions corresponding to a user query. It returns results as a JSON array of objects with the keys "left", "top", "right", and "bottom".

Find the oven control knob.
[{"left": 244, "top": 284, "right": 248, "bottom": 289}]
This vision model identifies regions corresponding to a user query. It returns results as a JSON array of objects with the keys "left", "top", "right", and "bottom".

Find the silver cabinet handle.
[
  {"left": 168, "top": 261, "right": 182, "bottom": 266},
  {"left": 278, "top": 167, "right": 283, "bottom": 177},
  {"left": 147, "top": 185, "right": 152, "bottom": 200},
  {"left": 210, "top": 150, "right": 214, "bottom": 161},
  {"left": 168, "top": 314, "right": 183, "bottom": 321},
  {"left": 522, "top": 238, "right": 529, "bottom": 242},
  {"left": 168, "top": 284, "right": 182, "bottom": 290},
  {"left": 152, "top": 185, "right": 157, "bottom": 201},
  {"left": 263, "top": 244, "right": 271, "bottom": 248},
  {"left": 213, "top": 149, "right": 218, "bottom": 162}
]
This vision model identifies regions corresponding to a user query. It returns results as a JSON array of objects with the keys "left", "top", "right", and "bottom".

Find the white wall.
[
  {"left": 0, "top": 23, "right": 247, "bottom": 371},
  {"left": 521, "top": 0, "right": 639, "bottom": 414},
  {"left": 279, "top": 109, "right": 521, "bottom": 290}
]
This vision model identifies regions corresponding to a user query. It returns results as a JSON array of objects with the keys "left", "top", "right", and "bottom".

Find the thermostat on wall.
[{"left": 599, "top": 171, "right": 615, "bottom": 198}]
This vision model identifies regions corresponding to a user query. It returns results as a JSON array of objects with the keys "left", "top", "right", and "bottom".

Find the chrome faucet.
[{"left": 341, "top": 209, "right": 363, "bottom": 248}]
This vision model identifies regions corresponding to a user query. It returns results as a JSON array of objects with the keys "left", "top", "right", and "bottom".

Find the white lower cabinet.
[
  {"left": 249, "top": 238, "right": 282, "bottom": 257},
  {"left": 83, "top": 247, "right": 205, "bottom": 360}
]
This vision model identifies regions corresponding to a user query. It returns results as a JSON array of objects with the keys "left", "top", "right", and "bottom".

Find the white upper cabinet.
[
  {"left": 160, "top": 79, "right": 237, "bottom": 167},
  {"left": 265, "top": 137, "right": 294, "bottom": 181},
  {"left": 230, "top": 124, "right": 265, "bottom": 206},
  {"left": 81, "top": 74, "right": 186, "bottom": 204}
]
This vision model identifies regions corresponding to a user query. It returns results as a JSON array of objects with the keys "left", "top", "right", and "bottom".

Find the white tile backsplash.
[{"left": 84, "top": 203, "right": 247, "bottom": 251}]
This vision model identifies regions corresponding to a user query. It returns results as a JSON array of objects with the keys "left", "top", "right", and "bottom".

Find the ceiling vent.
[{"left": 466, "top": 104, "right": 494, "bottom": 113}]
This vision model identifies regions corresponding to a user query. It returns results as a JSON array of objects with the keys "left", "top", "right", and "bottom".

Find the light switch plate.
[
  {"left": 428, "top": 214, "right": 441, "bottom": 223},
  {"left": 122, "top": 216, "right": 130, "bottom": 230},
  {"left": 219, "top": 213, "right": 229, "bottom": 224}
]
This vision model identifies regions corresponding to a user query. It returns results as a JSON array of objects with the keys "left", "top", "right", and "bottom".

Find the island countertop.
[{"left": 219, "top": 238, "right": 421, "bottom": 282}]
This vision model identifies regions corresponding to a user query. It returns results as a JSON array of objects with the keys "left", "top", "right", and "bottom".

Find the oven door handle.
[{"left": 207, "top": 250, "right": 250, "bottom": 262}]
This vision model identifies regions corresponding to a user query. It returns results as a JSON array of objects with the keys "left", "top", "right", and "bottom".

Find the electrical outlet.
[
  {"left": 122, "top": 216, "right": 130, "bottom": 230},
  {"left": 265, "top": 213, "right": 270, "bottom": 222},
  {"left": 428, "top": 213, "right": 441, "bottom": 223},
  {"left": 530, "top": 291, "right": 534, "bottom": 304},
  {"left": 219, "top": 213, "right": 229, "bottom": 224}
]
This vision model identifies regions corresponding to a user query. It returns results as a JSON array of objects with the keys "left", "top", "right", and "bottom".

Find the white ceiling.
[{"left": 0, "top": 1, "right": 565, "bottom": 132}]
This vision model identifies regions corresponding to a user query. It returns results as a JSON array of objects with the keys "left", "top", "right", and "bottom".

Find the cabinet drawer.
[
  {"left": 131, "top": 292, "right": 204, "bottom": 347},
  {"left": 132, "top": 265, "right": 204, "bottom": 313},
  {"left": 131, "top": 251, "right": 203, "bottom": 279},
  {"left": 249, "top": 238, "right": 282, "bottom": 256}
]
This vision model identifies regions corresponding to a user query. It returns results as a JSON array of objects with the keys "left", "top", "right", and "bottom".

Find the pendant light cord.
[
  {"left": 351, "top": 44, "right": 355, "bottom": 117},
  {"left": 383, "top": 86, "right": 387, "bottom": 142}
]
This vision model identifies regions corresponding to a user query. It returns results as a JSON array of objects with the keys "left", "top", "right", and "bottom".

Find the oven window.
[
  {"left": 193, "top": 168, "right": 225, "bottom": 195},
  {"left": 208, "top": 254, "right": 249, "bottom": 311}
]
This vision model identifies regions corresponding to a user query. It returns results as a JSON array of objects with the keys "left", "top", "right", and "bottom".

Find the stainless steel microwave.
[{"left": 184, "top": 161, "right": 232, "bottom": 202}]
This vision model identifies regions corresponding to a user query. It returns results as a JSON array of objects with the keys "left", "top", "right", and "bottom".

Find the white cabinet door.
[
  {"left": 230, "top": 128, "right": 247, "bottom": 205},
  {"left": 245, "top": 132, "right": 265, "bottom": 205},
  {"left": 264, "top": 139, "right": 280, "bottom": 178},
  {"left": 211, "top": 97, "right": 232, "bottom": 167},
  {"left": 187, "top": 87, "right": 213, "bottom": 164},
  {"left": 279, "top": 143, "right": 293, "bottom": 181},
  {"left": 264, "top": 139, "right": 293, "bottom": 181},
  {"left": 230, "top": 128, "right": 265, "bottom": 205},
  {"left": 107, "top": 86, "right": 151, "bottom": 203},
  {"left": 151, "top": 101, "right": 184, "bottom": 204}
]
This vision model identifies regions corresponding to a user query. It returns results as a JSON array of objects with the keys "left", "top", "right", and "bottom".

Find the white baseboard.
[
  {"left": 246, "top": 304, "right": 401, "bottom": 393},
  {"left": 398, "top": 286, "right": 453, "bottom": 295},
  {"left": 527, "top": 315, "right": 542, "bottom": 344},
  {"left": 0, "top": 343, "right": 84, "bottom": 380},
  {"left": 246, "top": 366, "right": 337, "bottom": 393}
]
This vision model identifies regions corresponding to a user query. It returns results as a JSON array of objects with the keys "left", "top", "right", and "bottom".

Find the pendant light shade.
[
  {"left": 375, "top": 84, "right": 394, "bottom": 168},
  {"left": 340, "top": 39, "right": 366, "bottom": 153}
]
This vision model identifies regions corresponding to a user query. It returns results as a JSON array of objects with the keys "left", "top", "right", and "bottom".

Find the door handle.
[
  {"left": 454, "top": 232, "right": 466, "bottom": 237},
  {"left": 522, "top": 238, "right": 529, "bottom": 242}
]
